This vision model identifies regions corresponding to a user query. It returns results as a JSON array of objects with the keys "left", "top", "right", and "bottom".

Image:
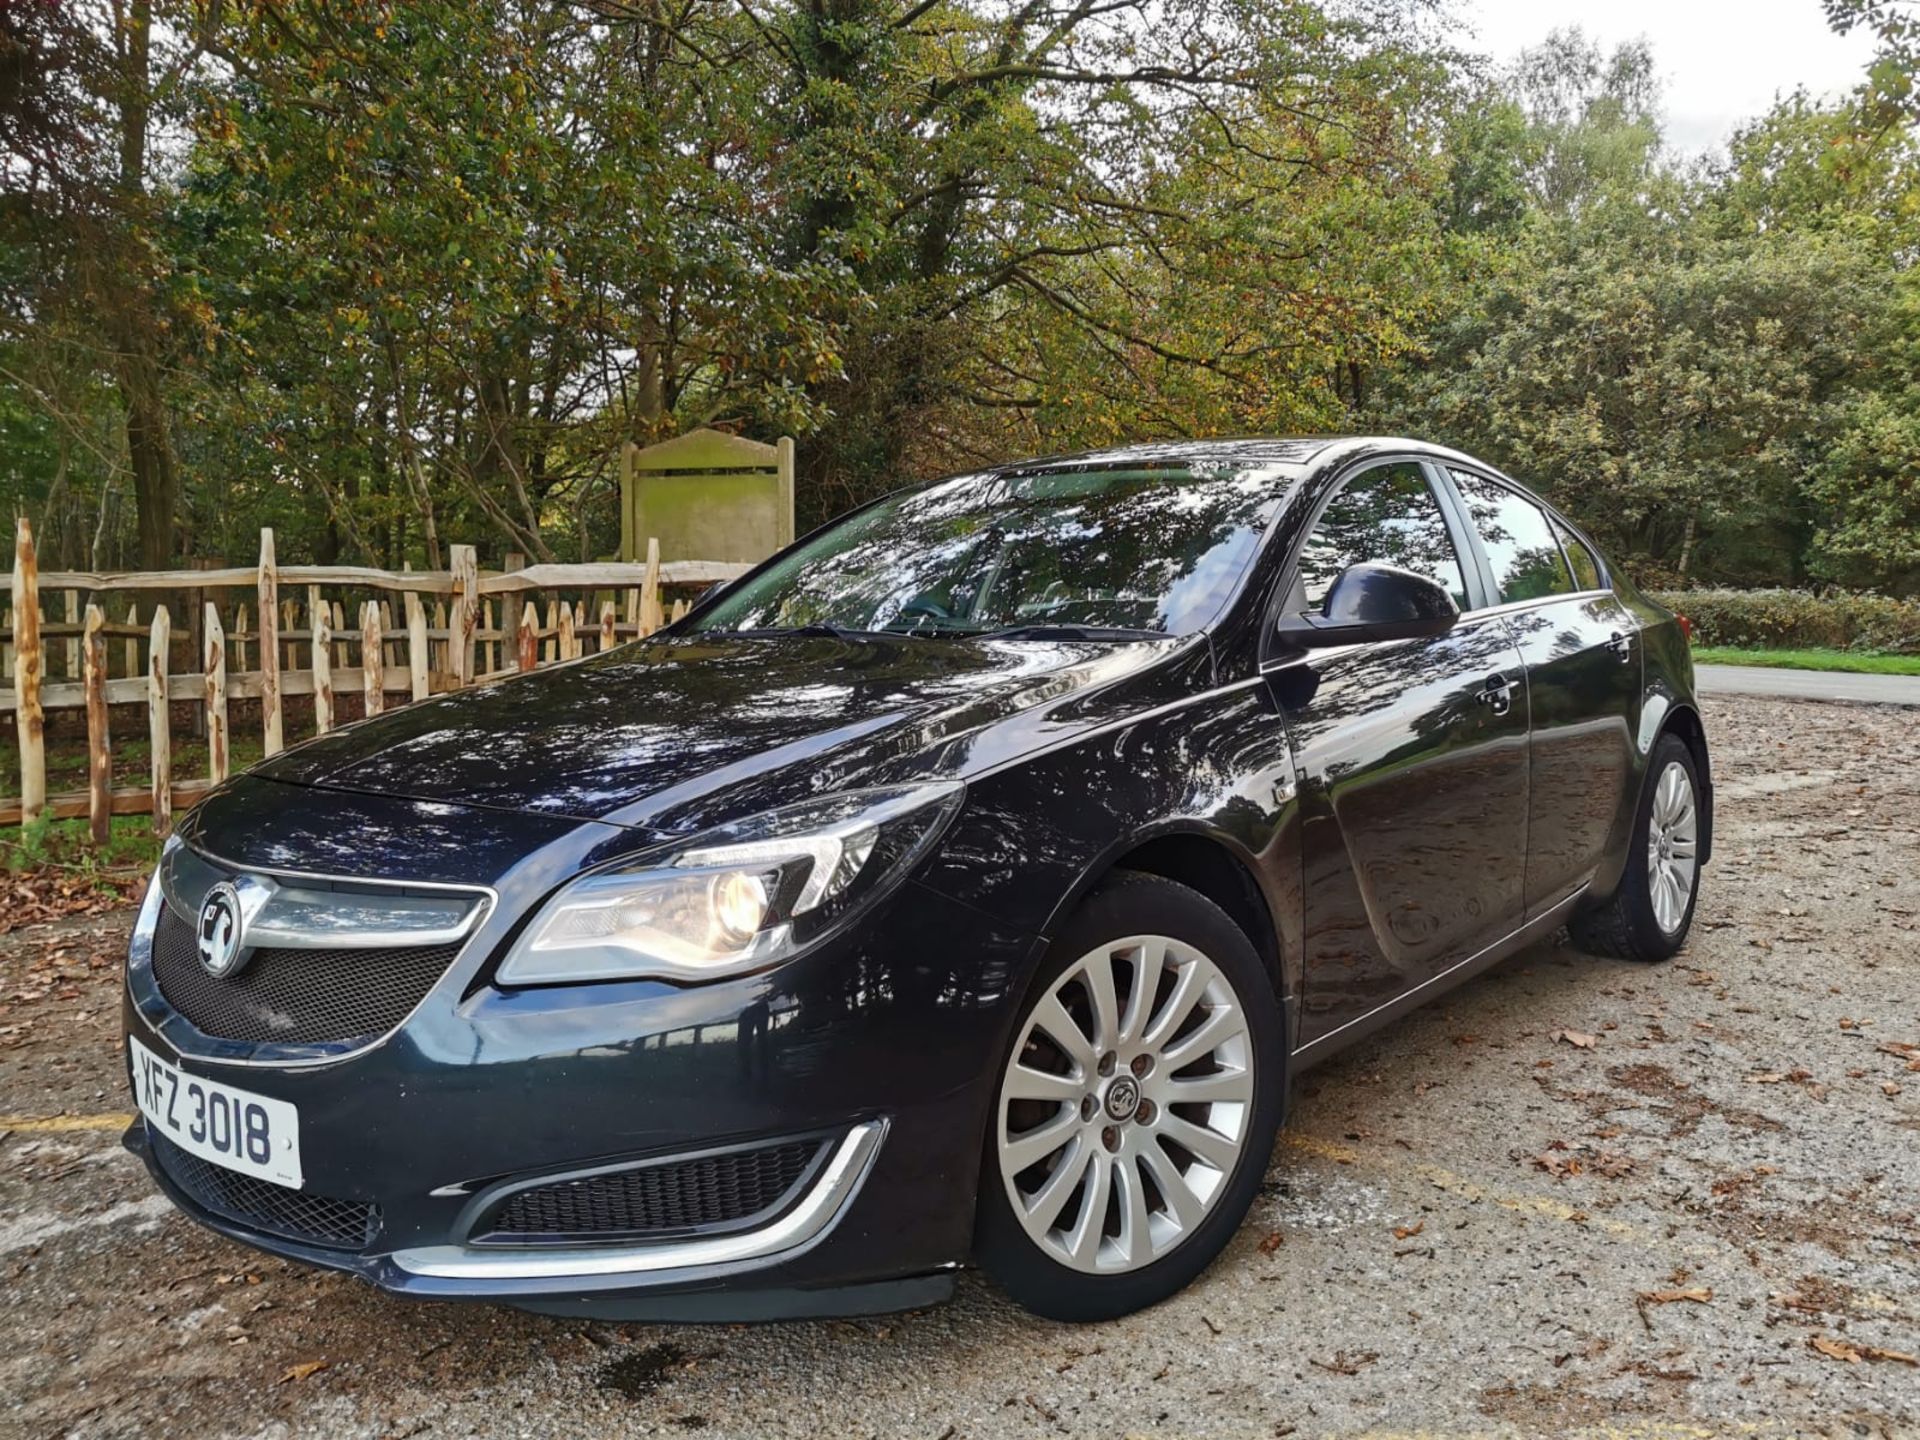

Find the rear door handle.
[
  {"left": 1607, "top": 631, "right": 1633, "bottom": 663},
  {"left": 1478, "top": 673, "right": 1514, "bottom": 717}
]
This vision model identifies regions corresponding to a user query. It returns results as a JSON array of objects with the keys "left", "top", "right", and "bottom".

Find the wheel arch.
[
  {"left": 1041, "top": 824, "right": 1287, "bottom": 1004},
  {"left": 1652, "top": 700, "right": 1714, "bottom": 867}
]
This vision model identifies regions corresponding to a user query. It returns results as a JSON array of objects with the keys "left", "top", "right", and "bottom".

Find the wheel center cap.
[{"left": 1103, "top": 1075, "right": 1140, "bottom": 1121}]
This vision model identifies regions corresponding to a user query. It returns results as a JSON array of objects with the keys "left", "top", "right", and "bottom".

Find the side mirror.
[{"left": 1276, "top": 563, "right": 1459, "bottom": 649}]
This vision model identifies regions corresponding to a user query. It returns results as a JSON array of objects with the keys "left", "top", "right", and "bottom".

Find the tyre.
[
  {"left": 975, "top": 871, "right": 1284, "bottom": 1321},
  {"left": 1569, "top": 733, "right": 1703, "bottom": 963}
]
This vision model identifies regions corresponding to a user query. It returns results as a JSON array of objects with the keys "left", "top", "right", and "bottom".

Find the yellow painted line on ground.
[
  {"left": 1282, "top": 1131, "right": 1645, "bottom": 1241},
  {"left": 1332, "top": 1426, "right": 1773, "bottom": 1440},
  {"left": 0, "top": 1112, "right": 134, "bottom": 1133}
]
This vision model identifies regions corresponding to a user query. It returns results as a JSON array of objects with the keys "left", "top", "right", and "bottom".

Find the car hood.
[{"left": 253, "top": 632, "right": 1185, "bottom": 831}]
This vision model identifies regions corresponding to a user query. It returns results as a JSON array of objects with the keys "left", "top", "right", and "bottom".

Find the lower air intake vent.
[
  {"left": 478, "top": 1138, "right": 827, "bottom": 1243},
  {"left": 153, "top": 1134, "right": 378, "bottom": 1251},
  {"left": 150, "top": 902, "right": 463, "bottom": 1048}
]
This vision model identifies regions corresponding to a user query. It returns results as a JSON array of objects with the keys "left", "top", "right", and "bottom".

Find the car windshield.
[{"left": 688, "top": 462, "right": 1288, "bottom": 638}]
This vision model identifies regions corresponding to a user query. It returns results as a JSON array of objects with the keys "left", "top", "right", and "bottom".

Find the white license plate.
[{"left": 129, "top": 1036, "right": 303, "bottom": 1189}]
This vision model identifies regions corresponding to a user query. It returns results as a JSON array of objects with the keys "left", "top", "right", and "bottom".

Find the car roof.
[{"left": 990, "top": 435, "right": 1491, "bottom": 477}]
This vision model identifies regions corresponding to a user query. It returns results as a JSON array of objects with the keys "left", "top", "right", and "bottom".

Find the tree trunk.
[
  {"left": 122, "top": 349, "right": 180, "bottom": 570},
  {"left": 112, "top": 0, "right": 179, "bottom": 572}
]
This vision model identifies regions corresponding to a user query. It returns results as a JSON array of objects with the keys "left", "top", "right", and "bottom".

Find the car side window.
[
  {"left": 1295, "top": 462, "right": 1469, "bottom": 612},
  {"left": 1448, "top": 470, "right": 1575, "bottom": 605},
  {"left": 1549, "top": 515, "right": 1604, "bottom": 591}
]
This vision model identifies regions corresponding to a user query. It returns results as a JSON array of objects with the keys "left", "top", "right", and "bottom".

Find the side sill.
[{"left": 1290, "top": 889, "right": 1587, "bottom": 1073}]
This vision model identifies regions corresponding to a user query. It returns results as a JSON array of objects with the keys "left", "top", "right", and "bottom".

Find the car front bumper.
[
  {"left": 123, "top": 796, "right": 1040, "bottom": 1320},
  {"left": 122, "top": 1115, "right": 956, "bottom": 1321}
]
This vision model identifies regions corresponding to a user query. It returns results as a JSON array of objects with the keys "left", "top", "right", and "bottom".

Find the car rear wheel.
[
  {"left": 974, "top": 872, "right": 1283, "bottom": 1321},
  {"left": 1569, "top": 732, "right": 1703, "bottom": 963}
]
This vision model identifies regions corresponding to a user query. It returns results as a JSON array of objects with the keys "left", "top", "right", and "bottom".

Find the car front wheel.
[{"left": 974, "top": 872, "right": 1283, "bottom": 1321}]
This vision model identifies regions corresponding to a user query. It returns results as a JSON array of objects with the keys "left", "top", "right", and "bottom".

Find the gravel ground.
[{"left": 3, "top": 693, "right": 1918, "bottom": 1440}]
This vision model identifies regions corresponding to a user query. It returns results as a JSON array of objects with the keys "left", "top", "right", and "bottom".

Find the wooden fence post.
[
  {"left": 404, "top": 574, "right": 429, "bottom": 700},
  {"left": 204, "top": 603, "right": 228, "bottom": 784},
  {"left": 600, "top": 600, "right": 616, "bottom": 653},
  {"left": 63, "top": 589, "right": 78, "bottom": 680},
  {"left": 83, "top": 605, "right": 109, "bottom": 845},
  {"left": 258, "top": 528, "right": 283, "bottom": 754},
  {"left": 362, "top": 601, "right": 385, "bottom": 715},
  {"left": 12, "top": 518, "right": 44, "bottom": 826},
  {"left": 640, "top": 537, "right": 664, "bottom": 636},
  {"left": 123, "top": 603, "right": 139, "bottom": 678},
  {"left": 450, "top": 543, "right": 478, "bottom": 686},
  {"left": 557, "top": 600, "right": 575, "bottom": 661},
  {"left": 148, "top": 607, "right": 171, "bottom": 838},
  {"left": 312, "top": 601, "right": 334, "bottom": 734},
  {"left": 517, "top": 601, "right": 538, "bottom": 671}
]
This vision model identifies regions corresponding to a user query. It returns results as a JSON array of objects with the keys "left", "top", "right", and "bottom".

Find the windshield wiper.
[
  {"left": 964, "top": 623, "right": 1167, "bottom": 643},
  {"left": 733, "top": 622, "right": 875, "bottom": 642}
]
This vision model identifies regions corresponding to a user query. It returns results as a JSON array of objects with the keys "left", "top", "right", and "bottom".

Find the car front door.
[
  {"left": 1442, "top": 468, "right": 1641, "bottom": 916},
  {"left": 1269, "top": 460, "right": 1532, "bottom": 1051}
]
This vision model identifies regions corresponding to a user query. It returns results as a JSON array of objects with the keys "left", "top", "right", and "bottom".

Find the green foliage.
[
  {"left": 1385, "top": 221, "right": 1886, "bottom": 586},
  {"left": 1651, "top": 587, "right": 1920, "bottom": 654},
  {"left": 0, "top": 812, "right": 163, "bottom": 879},
  {"left": 0, "top": 3, "right": 1916, "bottom": 598}
]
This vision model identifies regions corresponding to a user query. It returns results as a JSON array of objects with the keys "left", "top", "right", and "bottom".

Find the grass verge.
[{"left": 1691, "top": 646, "right": 1920, "bottom": 676}]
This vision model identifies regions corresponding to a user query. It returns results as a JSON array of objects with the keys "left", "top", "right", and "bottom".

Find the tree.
[
  {"left": 0, "top": 0, "right": 223, "bottom": 567},
  {"left": 1383, "top": 217, "right": 1885, "bottom": 586}
]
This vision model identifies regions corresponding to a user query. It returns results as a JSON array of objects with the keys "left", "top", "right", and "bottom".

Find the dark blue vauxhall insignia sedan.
[{"left": 124, "top": 437, "right": 1712, "bottom": 1322}]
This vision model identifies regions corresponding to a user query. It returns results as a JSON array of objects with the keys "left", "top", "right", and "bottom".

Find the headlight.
[{"left": 495, "top": 782, "right": 964, "bottom": 986}]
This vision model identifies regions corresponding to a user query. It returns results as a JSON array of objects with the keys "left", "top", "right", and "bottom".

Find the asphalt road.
[
  {"left": 4, "top": 693, "right": 1919, "bottom": 1439},
  {"left": 1695, "top": 662, "right": 1920, "bottom": 706}
]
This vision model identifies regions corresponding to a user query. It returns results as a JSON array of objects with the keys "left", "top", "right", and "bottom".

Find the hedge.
[{"left": 1649, "top": 588, "right": 1920, "bottom": 656}]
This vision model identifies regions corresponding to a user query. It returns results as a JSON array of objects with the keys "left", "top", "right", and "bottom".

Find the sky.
[{"left": 1453, "top": 0, "right": 1879, "bottom": 153}]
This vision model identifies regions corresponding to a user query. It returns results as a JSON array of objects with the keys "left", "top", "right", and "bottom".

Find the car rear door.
[
  {"left": 1439, "top": 468, "right": 1641, "bottom": 917},
  {"left": 1269, "top": 459, "right": 1532, "bottom": 1050}
]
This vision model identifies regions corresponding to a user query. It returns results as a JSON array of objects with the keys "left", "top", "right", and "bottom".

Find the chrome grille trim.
[
  {"left": 128, "top": 838, "right": 496, "bottom": 1070},
  {"left": 158, "top": 842, "right": 486, "bottom": 951}
]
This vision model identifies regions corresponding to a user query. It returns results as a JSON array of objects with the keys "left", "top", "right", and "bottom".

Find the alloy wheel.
[
  {"left": 1646, "top": 759, "right": 1699, "bottom": 934},
  {"left": 995, "top": 934, "right": 1254, "bottom": 1275}
]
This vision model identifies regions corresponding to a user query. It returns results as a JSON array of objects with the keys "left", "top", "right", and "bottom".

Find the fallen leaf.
[
  {"left": 1257, "top": 1230, "right": 1284, "bottom": 1255},
  {"left": 1552, "top": 1029, "right": 1598, "bottom": 1050},
  {"left": 1640, "top": 1287, "right": 1712, "bottom": 1305},
  {"left": 1309, "top": 1351, "right": 1379, "bottom": 1376},
  {"left": 1392, "top": 1221, "right": 1424, "bottom": 1240},
  {"left": 278, "top": 1360, "right": 330, "bottom": 1384},
  {"left": 1803, "top": 1336, "right": 1913, "bottom": 1365}
]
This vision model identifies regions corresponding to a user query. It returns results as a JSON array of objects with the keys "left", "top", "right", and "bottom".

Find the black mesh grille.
[
  {"left": 150, "top": 903, "right": 463, "bottom": 1048},
  {"left": 152, "top": 1134, "right": 378, "bottom": 1251},
  {"left": 481, "top": 1139, "right": 825, "bottom": 1242}
]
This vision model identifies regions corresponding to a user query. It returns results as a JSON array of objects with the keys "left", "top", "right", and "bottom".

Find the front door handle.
[
  {"left": 1607, "top": 631, "right": 1634, "bottom": 663},
  {"left": 1477, "top": 673, "right": 1515, "bottom": 717}
]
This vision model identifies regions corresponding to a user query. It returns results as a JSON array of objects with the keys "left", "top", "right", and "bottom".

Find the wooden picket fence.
[{"left": 2, "top": 520, "right": 748, "bottom": 843}]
